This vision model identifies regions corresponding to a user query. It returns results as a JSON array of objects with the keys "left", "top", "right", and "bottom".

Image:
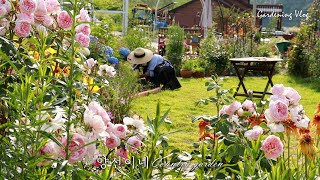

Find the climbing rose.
[{"left": 260, "top": 135, "right": 283, "bottom": 160}]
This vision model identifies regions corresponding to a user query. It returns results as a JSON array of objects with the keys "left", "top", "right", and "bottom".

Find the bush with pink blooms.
[{"left": 191, "top": 74, "right": 320, "bottom": 179}]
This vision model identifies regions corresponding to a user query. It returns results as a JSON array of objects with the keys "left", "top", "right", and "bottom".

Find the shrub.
[
  {"left": 199, "top": 29, "right": 229, "bottom": 75},
  {"left": 123, "top": 28, "right": 153, "bottom": 51},
  {"left": 166, "top": 25, "right": 185, "bottom": 72}
]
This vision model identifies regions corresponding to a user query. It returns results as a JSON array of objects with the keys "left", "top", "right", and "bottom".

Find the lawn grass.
[{"left": 131, "top": 74, "right": 320, "bottom": 151}]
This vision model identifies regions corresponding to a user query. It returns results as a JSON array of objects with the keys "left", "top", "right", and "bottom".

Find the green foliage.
[
  {"left": 166, "top": 25, "right": 185, "bottom": 71},
  {"left": 123, "top": 28, "right": 153, "bottom": 51},
  {"left": 181, "top": 59, "right": 193, "bottom": 71},
  {"left": 99, "top": 62, "right": 141, "bottom": 122},
  {"left": 199, "top": 30, "right": 229, "bottom": 75}
]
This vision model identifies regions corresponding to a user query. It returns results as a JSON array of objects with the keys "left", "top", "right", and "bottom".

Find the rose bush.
[{"left": 192, "top": 74, "right": 318, "bottom": 179}]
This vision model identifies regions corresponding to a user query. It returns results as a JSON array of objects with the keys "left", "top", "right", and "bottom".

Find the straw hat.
[{"left": 127, "top": 48, "right": 153, "bottom": 64}]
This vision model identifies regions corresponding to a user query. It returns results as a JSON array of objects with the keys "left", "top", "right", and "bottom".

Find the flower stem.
[
  {"left": 287, "top": 132, "right": 290, "bottom": 169},
  {"left": 305, "top": 154, "right": 308, "bottom": 179}
]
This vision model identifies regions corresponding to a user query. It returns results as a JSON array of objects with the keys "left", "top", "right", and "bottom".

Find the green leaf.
[{"left": 38, "top": 130, "right": 63, "bottom": 148}]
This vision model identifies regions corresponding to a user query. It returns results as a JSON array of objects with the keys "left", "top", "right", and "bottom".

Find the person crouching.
[{"left": 127, "top": 47, "right": 181, "bottom": 90}]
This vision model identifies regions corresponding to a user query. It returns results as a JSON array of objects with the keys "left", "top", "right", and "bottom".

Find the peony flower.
[
  {"left": 45, "top": 0, "right": 60, "bottom": 14},
  {"left": 19, "top": 0, "right": 37, "bottom": 14},
  {"left": 75, "top": 23, "right": 91, "bottom": 36},
  {"left": 86, "top": 58, "right": 97, "bottom": 69},
  {"left": 34, "top": 0, "right": 47, "bottom": 21},
  {"left": 105, "top": 134, "right": 121, "bottom": 149},
  {"left": 77, "top": 8, "right": 90, "bottom": 22},
  {"left": 116, "top": 148, "right": 128, "bottom": 160},
  {"left": 270, "top": 84, "right": 285, "bottom": 96},
  {"left": 57, "top": 11, "right": 73, "bottom": 30},
  {"left": 127, "top": 136, "right": 142, "bottom": 152},
  {"left": 98, "top": 64, "right": 116, "bottom": 77},
  {"left": 260, "top": 135, "right": 283, "bottom": 160},
  {"left": 244, "top": 126, "right": 263, "bottom": 140},
  {"left": 299, "top": 133, "right": 316, "bottom": 160},
  {"left": 112, "top": 124, "right": 127, "bottom": 139},
  {"left": 14, "top": 22, "right": 32, "bottom": 37},
  {"left": 60, "top": 133, "right": 88, "bottom": 163},
  {"left": 75, "top": 32, "right": 90, "bottom": 47}
]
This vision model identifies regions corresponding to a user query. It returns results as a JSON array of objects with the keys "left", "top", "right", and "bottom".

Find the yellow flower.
[{"left": 83, "top": 77, "right": 100, "bottom": 93}]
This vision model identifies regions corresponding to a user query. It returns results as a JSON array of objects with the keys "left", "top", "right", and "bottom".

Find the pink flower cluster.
[
  {"left": 1, "top": 0, "right": 91, "bottom": 47},
  {"left": 219, "top": 100, "right": 257, "bottom": 125},
  {"left": 265, "top": 84, "right": 309, "bottom": 132},
  {"left": 38, "top": 101, "right": 146, "bottom": 165}
]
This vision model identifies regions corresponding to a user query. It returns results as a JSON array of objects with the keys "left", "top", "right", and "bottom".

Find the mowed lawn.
[{"left": 131, "top": 75, "right": 320, "bottom": 151}]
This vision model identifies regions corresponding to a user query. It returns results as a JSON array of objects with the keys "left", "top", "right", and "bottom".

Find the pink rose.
[
  {"left": 14, "top": 22, "right": 32, "bottom": 37},
  {"left": 45, "top": 0, "right": 60, "bottom": 14},
  {"left": 39, "top": 140, "right": 59, "bottom": 157},
  {"left": 34, "top": 0, "right": 47, "bottom": 21},
  {"left": 244, "top": 126, "right": 263, "bottom": 140},
  {"left": 127, "top": 136, "right": 142, "bottom": 152},
  {"left": 105, "top": 134, "right": 121, "bottom": 149},
  {"left": 16, "top": 13, "right": 34, "bottom": 24},
  {"left": 116, "top": 148, "right": 128, "bottom": 160},
  {"left": 60, "top": 133, "right": 88, "bottom": 163},
  {"left": 84, "top": 109, "right": 106, "bottom": 133},
  {"left": 43, "top": 15, "right": 54, "bottom": 27},
  {"left": 75, "top": 23, "right": 91, "bottom": 36},
  {"left": 284, "top": 87, "right": 301, "bottom": 106},
  {"left": 260, "top": 135, "right": 283, "bottom": 160},
  {"left": 265, "top": 100, "right": 288, "bottom": 123},
  {"left": 242, "top": 100, "right": 256, "bottom": 113},
  {"left": 0, "top": 6, "right": 7, "bottom": 16},
  {"left": 105, "top": 122, "right": 114, "bottom": 133},
  {"left": 270, "top": 84, "right": 285, "bottom": 96},
  {"left": 57, "top": 11, "right": 73, "bottom": 30},
  {"left": 1, "top": 0, "right": 11, "bottom": 12},
  {"left": 77, "top": 8, "right": 90, "bottom": 22},
  {"left": 112, "top": 124, "right": 127, "bottom": 139},
  {"left": 88, "top": 101, "right": 110, "bottom": 123},
  {"left": 86, "top": 58, "right": 97, "bottom": 68},
  {"left": 75, "top": 32, "right": 90, "bottom": 47},
  {"left": 19, "top": 0, "right": 37, "bottom": 14},
  {"left": 223, "top": 101, "right": 242, "bottom": 116}
]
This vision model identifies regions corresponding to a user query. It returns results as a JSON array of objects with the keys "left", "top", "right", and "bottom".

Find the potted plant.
[
  {"left": 192, "top": 58, "right": 206, "bottom": 78},
  {"left": 192, "top": 67, "right": 205, "bottom": 78},
  {"left": 180, "top": 60, "right": 194, "bottom": 78}
]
